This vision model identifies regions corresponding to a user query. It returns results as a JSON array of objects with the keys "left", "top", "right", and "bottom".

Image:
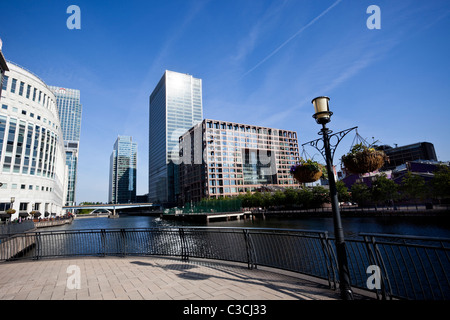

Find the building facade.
[
  {"left": 378, "top": 142, "right": 437, "bottom": 170},
  {"left": 0, "top": 39, "right": 9, "bottom": 99},
  {"left": 0, "top": 61, "right": 67, "bottom": 220},
  {"left": 148, "top": 70, "right": 203, "bottom": 205},
  {"left": 109, "top": 135, "right": 137, "bottom": 204},
  {"left": 179, "top": 119, "right": 301, "bottom": 203},
  {"left": 48, "top": 86, "right": 82, "bottom": 206}
]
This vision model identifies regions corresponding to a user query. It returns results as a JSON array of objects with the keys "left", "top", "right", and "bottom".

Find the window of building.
[
  {"left": 1, "top": 104, "right": 7, "bottom": 110},
  {"left": 1, "top": 75, "right": 8, "bottom": 91},
  {"left": 19, "top": 202, "right": 28, "bottom": 211},
  {"left": 11, "top": 78, "right": 17, "bottom": 93},
  {"left": 19, "top": 81, "right": 25, "bottom": 96}
]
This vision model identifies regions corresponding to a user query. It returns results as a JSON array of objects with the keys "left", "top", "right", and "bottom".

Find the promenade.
[{"left": 0, "top": 256, "right": 348, "bottom": 300}]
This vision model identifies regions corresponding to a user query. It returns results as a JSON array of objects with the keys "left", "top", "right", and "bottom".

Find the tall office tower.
[
  {"left": 148, "top": 70, "right": 203, "bottom": 205},
  {"left": 109, "top": 136, "right": 137, "bottom": 204},
  {"left": 48, "top": 86, "right": 82, "bottom": 206},
  {"left": 179, "top": 119, "right": 301, "bottom": 203}
]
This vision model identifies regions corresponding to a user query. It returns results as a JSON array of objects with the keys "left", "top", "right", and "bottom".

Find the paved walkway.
[{"left": 0, "top": 256, "right": 345, "bottom": 300}]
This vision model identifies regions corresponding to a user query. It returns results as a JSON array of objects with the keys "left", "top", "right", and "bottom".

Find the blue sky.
[{"left": 1, "top": 0, "right": 449, "bottom": 203}]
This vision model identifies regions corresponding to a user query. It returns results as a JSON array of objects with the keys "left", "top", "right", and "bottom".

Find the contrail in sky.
[{"left": 241, "top": 0, "right": 343, "bottom": 78}]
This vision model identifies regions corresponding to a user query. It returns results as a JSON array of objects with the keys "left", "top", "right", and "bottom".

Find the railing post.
[
  {"left": 179, "top": 228, "right": 189, "bottom": 261},
  {"left": 101, "top": 229, "right": 106, "bottom": 257},
  {"left": 243, "top": 229, "right": 257, "bottom": 270},
  {"left": 35, "top": 232, "right": 41, "bottom": 260},
  {"left": 362, "top": 235, "right": 392, "bottom": 300},
  {"left": 120, "top": 228, "right": 126, "bottom": 257},
  {"left": 319, "top": 232, "right": 337, "bottom": 290}
]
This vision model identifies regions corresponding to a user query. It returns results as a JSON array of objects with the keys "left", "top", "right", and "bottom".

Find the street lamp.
[
  {"left": 307, "top": 96, "right": 354, "bottom": 300},
  {"left": 312, "top": 96, "right": 332, "bottom": 124}
]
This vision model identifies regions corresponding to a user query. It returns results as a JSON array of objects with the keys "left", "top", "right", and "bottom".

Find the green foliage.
[
  {"left": 371, "top": 174, "right": 398, "bottom": 204},
  {"left": 400, "top": 172, "right": 428, "bottom": 203},
  {"left": 311, "top": 186, "right": 330, "bottom": 206},
  {"left": 239, "top": 186, "right": 331, "bottom": 210},
  {"left": 336, "top": 180, "right": 351, "bottom": 202},
  {"left": 431, "top": 165, "right": 450, "bottom": 201},
  {"left": 350, "top": 182, "right": 372, "bottom": 206},
  {"left": 290, "top": 158, "right": 323, "bottom": 173}
]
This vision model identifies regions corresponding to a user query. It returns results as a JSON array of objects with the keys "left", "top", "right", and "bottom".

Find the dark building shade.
[{"left": 377, "top": 142, "right": 437, "bottom": 170}]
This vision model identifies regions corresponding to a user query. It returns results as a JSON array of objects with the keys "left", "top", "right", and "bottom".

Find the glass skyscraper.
[
  {"left": 148, "top": 70, "right": 203, "bottom": 205},
  {"left": 48, "top": 86, "right": 82, "bottom": 206},
  {"left": 109, "top": 136, "right": 137, "bottom": 204}
]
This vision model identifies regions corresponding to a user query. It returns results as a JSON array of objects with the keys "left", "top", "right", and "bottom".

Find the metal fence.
[
  {"left": 0, "top": 227, "right": 448, "bottom": 300},
  {"left": 0, "top": 220, "right": 35, "bottom": 235}
]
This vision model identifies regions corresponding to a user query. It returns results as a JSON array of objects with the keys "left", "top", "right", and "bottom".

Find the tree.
[
  {"left": 311, "top": 186, "right": 330, "bottom": 208},
  {"left": 431, "top": 165, "right": 450, "bottom": 203},
  {"left": 336, "top": 180, "right": 351, "bottom": 203},
  {"left": 297, "top": 187, "right": 313, "bottom": 209},
  {"left": 400, "top": 172, "right": 427, "bottom": 208},
  {"left": 351, "top": 182, "right": 372, "bottom": 207},
  {"left": 284, "top": 188, "right": 298, "bottom": 208},
  {"left": 272, "top": 190, "right": 286, "bottom": 207},
  {"left": 371, "top": 174, "right": 398, "bottom": 207}
]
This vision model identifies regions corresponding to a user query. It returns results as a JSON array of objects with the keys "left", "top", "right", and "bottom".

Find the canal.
[{"left": 51, "top": 213, "right": 450, "bottom": 239}]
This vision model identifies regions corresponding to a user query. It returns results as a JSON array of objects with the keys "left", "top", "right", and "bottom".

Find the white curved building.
[{"left": 0, "top": 61, "right": 67, "bottom": 220}]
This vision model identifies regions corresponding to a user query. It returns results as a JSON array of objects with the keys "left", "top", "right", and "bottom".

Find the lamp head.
[{"left": 312, "top": 96, "right": 332, "bottom": 124}]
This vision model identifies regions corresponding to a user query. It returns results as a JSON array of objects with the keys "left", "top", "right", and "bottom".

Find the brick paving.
[{"left": 0, "top": 256, "right": 344, "bottom": 300}]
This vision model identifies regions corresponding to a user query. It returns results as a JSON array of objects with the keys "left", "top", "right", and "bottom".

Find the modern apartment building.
[
  {"left": 0, "top": 61, "right": 67, "bottom": 219},
  {"left": 109, "top": 135, "right": 137, "bottom": 204},
  {"left": 48, "top": 86, "right": 82, "bottom": 206},
  {"left": 148, "top": 70, "right": 203, "bottom": 205},
  {"left": 179, "top": 119, "right": 301, "bottom": 203}
]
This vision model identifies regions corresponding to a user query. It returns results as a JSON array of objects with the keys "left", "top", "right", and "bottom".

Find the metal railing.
[
  {"left": 0, "top": 227, "right": 448, "bottom": 300},
  {"left": 0, "top": 220, "right": 35, "bottom": 235}
]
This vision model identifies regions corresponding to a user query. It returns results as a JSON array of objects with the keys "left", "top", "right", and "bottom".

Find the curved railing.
[{"left": 0, "top": 227, "right": 449, "bottom": 300}]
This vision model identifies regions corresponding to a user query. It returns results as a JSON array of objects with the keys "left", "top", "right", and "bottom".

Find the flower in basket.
[
  {"left": 5, "top": 208, "right": 16, "bottom": 214},
  {"left": 290, "top": 158, "right": 324, "bottom": 183},
  {"left": 341, "top": 143, "right": 389, "bottom": 175}
]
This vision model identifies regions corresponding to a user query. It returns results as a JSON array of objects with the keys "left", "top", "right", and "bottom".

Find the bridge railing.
[{"left": 0, "top": 227, "right": 449, "bottom": 300}]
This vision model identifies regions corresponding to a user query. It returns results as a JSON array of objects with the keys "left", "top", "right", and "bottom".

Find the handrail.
[{"left": 0, "top": 227, "right": 448, "bottom": 300}]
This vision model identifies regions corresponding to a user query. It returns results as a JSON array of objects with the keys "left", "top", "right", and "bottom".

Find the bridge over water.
[{"left": 63, "top": 203, "right": 161, "bottom": 217}]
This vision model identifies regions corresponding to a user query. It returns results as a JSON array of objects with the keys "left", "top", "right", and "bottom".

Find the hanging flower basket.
[
  {"left": 32, "top": 211, "right": 41, "bottom": 218},
  {"left": 341, "top": 143, "right": 388, "bottom": 174},
  {"left": 290, "top": 159, "right": 323, "bottom": 183},
  {"left": 5, "top": 208, "right": 16, "bottom": 215}
]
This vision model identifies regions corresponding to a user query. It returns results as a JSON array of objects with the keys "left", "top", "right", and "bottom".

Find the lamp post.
[
  {"left": 306, "top": 96, "right": 354, "bottom": 300},
  {"left": 10, "top": 197, "right": 15, "bottom": 211}
]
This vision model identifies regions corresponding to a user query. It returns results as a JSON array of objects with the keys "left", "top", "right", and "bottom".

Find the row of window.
[
  {"left": 205, "top": 121, "right": 297, "bottom": 138},
  {"left": 2, "top": 75, "right": 55, "bottom": 112},
  {"left": 0, "top": 202, "right": 53, "bottom": 212},
  {"left": 208, "top": 183, "right": 295, "bottom": 195},
  {"left": 2, "top": 103, "right": 58, "bottom": 129},
  {"left": 0, "top": 182, "right": 53, "bottom": 192},
  {"left": 0, "top": 116, "right": 59, "bottom": 178}
]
